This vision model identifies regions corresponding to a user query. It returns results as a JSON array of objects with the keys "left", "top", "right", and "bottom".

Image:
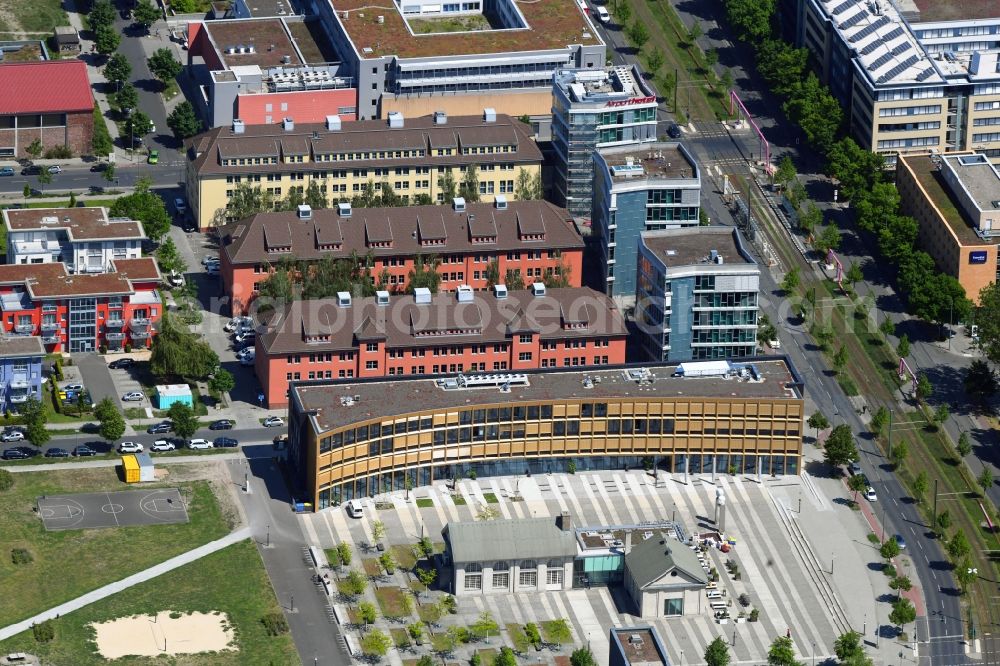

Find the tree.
[
  {"left": 977, "top": 282, "right": 1000, "bottom": 364},
  {"left": 964, "top": 359, "right": 998, "bottom": 405},
  {"left": 36, "top": 168, "right": 53, "bottom": 190},
  {"left": 704, "top": 47, "right": 719, "bottom": 70},
  {"left": 571, "top": 647, "right": 597, "bottom": 666},
  {"left": 97, "top": 398, "right": 126, "bottom": 441},
  {"left": 845, "top": 262, "right": 864, "bottom": 289},
  {"left": 915, "top": 373, "right": 932, "bottom": 402},
  {"left": 807, "top": 411, "right": 829, "bottom": 440},
  {"left": 305, "top": 180, "right": 328, "bottom": 209},
  {"left": 889, "top": 598, "right": 916, "bottom": 631},
  {"left": 847, "top": 474, "right": 867, "bottom": 502},
  {"left": 957, "top": 432, "right": 973, "bottom": 458},
  {"left": 378, "top": 550, "right": 396, "bottom": 574},
  {"left": 110, "top": 177, "right": 171, "bottom": 241},
  {"left": 417, "top": 565, "right": 437, "bottom": 593},
  {"left": 869, "top": 406, "right": 889, "bottom": 438},
  {"left": 628, "top": 21, "right": 650, "bottom": 49},
  {"left": 88, "top": 0, "right": 115, "bottom": 29},
  {"left": 767, "top": 635, "right": 800, "bottom": 666},
  {"left": 167, "top": 101, "right": 203, "bottom": 140},
  {"left": 372, "top": 519, "right": 386, "bottom": 544},
  {"left": 896, "top": 334, "right": 910, "bottom": 359},
  {"left": 494, "top": 647, "right": 517, "bottom": 666},
  {"left": 934, "top": 403, "right": 950, "bottom": 427},
  {"left": 104, "top": 53, "right": 131, "bottom": 87},
  {"left": 343, "top": 569, "right": 367, "bottom": 596},
  {"left": 889, "top": 574, "right": 912, "bottom": 599},
  {"left": 955, "top": 557, "right": 976, "bottom": 592},
  {"left": 832, "top": 345, "right": 848, "bottom": 374},
  {"left": 115, "top": 83, "right": 139, "bottom": 115},
  {"left": 815, "top": 223, "right": 841, "bottom": 254},
  {"left": 361, "top": 629, "right": 391, "bottom": 657},
  {"left": 150, "top": 312, "right": 220, "bottom": 380},
  {"left": 133, "top": 0, "right": 161, "bottom": 29},
  {"left": 823, "top": 424, "right": 857, "bottom": 467},
  {"left": 947, "top": 531, "right": 970, "bottom": 560},
  {"left": 725, "top": 0, "right": 775, "bottom": 43},
  {"left": 545, "top": 619, "right": 572, "bottom": 644},
  {"left": 471, "top": 611, "right": 499, "bottom": 640},
  {"left": 505, "top": 269, "right": 525, "bottom": 291},
  {"left": 834, "top": 631, "right": 866, "bottom": 663},
  {"left": 979, "top": 466, "right": 994, "bottom": 494},
  {"left": 209, "top": 369, "right": 235, "bottom": 395},
  {"left": 25, "top": 139, "right": 42, "bottom": 161},
  {"left": 125, "top": 111, "right": 153, "bottom": 144},
  {"left": 214, "top": 181, "right": 275, "bottom": 225},
  {"left": 21, "top": 397, "right": 49, "bottom": 447},
  {"left": 774, "top": 156, "right": 796, "bottom": 190},
  {"left": 719, "top": 68, "right": 734, "bottom": 92},
  {"left": 879, "top": 317, "right": 895, "bottom": 340},
  {"left": 337, "top": 542, "right": 352, "bottom": 567},
  {"left": 645, "top": 47, "right": 664, "bottom": 76},
  {"left": 936, "top": 510, "right": 952, "bottom": 536},
  {"left": 704, "top": 636, "right": 730, "bottom": 666},
  {"left": 880, "top": 537, "right": 900, "bottom": 560},
  {"left": 94, "top": 24, "right": 120, "bottom": 55},
  {"left": 407, "top": 255, "right": 442, "bottom": 294},
  {"left": 912, "top": 471, "right": 928, "bottom": 504},
  {"left": 780, "top": 267, "right": 799, "bottom": 294},
  {"left": 459, "top": 165, "right": 480, "bottom": 202},
  {"left": 167, "top": 401, "right": 198, "bottom": 440},
  {"left": 358, "top": 600, "right": 378, "bottom": 625},
  {"left": 438, "top": 170, "right": 457, "bottom": 202},
  {"left": 687, "top": 20, "right": 702, "bottom": 44},
  {"left": 148, "top": 48, "right": 182, "bottom": 87},
  {"left": 156, "top": 236, "right": 187, "bottom": 276},
  {"left": 888, "top": 441, "right": 907, "bottom": 469}
]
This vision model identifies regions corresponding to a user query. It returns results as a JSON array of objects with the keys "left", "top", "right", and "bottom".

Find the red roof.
[{"left": 0, "top": 61, "right": 93, "bottom": 115}]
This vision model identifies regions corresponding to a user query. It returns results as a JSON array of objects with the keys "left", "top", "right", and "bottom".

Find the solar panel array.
[
  {"left": 840, "top": 10, "right": 867, "bottom": 29},
  {"left": 868, "top": 42, "right": 912, "bottom": 71},
  {"left": 877, "top": 55, "right": 920, "bottom": 83},
  {"left": 832, "top": 0, "right": 855, "bottom": 15},
  {"left": 859, "top": 39, "right": 883, "bottom": 56},
  {"left": 915, "top": 67, "right": 936, "bottom": 82},
  {"left": 849, "top": 15, "right": 890, "bottom": 42}
]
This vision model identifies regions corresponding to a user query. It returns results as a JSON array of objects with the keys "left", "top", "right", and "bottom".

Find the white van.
[
  {"left": 346, "top": 500, "right": 363, "bottom": 518},
  {"left": 596, "top": 6, "right": 610, "bottom": 22}
]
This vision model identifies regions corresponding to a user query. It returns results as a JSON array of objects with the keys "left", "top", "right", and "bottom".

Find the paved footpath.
[{"left": 0, "top": 527, "right": 251, "bottom": 641}]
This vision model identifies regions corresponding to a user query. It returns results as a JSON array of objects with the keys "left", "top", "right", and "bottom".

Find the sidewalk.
[{"left": 0, "top": 527, "right": 251, "bottom": 641}]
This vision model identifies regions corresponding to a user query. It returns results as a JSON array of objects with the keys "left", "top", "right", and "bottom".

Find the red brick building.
[
  {"left": 254, "top": 286, "right": 626, "bottom": 407},
  {"left": 220, "top": 200, "right": 585, "bottom": 315},
  {"left": 0, "top": 61, "right": 95, "bottom": 159},
  {"left": 0, "top": 258, "right": 162, "bottom": 353}
]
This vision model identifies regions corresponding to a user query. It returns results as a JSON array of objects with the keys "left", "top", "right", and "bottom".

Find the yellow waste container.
[{"left": 122, "top": 455, "right": 139, "bottom": 483}]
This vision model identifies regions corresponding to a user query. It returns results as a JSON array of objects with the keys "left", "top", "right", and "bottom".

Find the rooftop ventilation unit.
[
  {"left": 232, "top": 119, "right": 246, "bottom": 134},
  {"left": 531, "top": 282, "right": 546, "bottom": 297},
  {"left": 387, "top": 111, "right": 404, "bottom": 128},
  {"left": 709, "top": 249, "right": 718, "bottom": 262},
  {"left": 493, "top": 284, "right": 508, "bottom": 299},
  {"left": 483, "top": 107, "right": 496, "bottom": 123},
  {"left": 434, "top": 110, "right": 447, "bottom": 125},
  {"left": 452, "top": 197, "right": 466, "bottom": 213},
  {"left": 338, "top": 202, "right": 352, "bottom": 217},
  {"left": 326, "top": 114, "right": 341, "bottom": 131},
  {"left": 436, "top": 373, "right": 530, "bottom": 391},
  {"left": 456, "top": 285, "right": 474, "bottom": 302},
  {"left": 376, "top": 290, "right": 390, "bottom": 306},
  {"left": 282, "top": 54, "right": 292, "bottom": 64},
  {"left": 494, "top": 194, "right": 508, "bottom": 210},
  {"left": 297, "top": 204, "right": 312, "bottom": 219},
  {"left": 283, "top": 117, "right": 295, "bottom": 131},
  {"left": 337, "top": 291, "right": 352, "bottom": 307},
  {"left": 414, "top": 287, "right": 432, "bottom": 304},
  {"left": 377, "top": 14, "right": 384, "bottom": 22}
]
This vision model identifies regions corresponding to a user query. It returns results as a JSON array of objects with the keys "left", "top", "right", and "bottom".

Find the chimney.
[
  {"left": 283, "top": 117, "right": 295, "bottom": 131},
  {"left": 456, "top": 284, "right": 474, "bottom": 302},
  {"left": 232, "top": 119, "right": 246, "bottom": 134},
  {"left": 414, "top": 287, "right": 432, "bottom": 304},
  {"left": 434, "top": 110, "right": 448, "bottom": 125},
  {"left": 624, "top": 530, "right": 632, "bottom": 555},
  {"left": 388, "top": 111, "right": 404, "bottom": 128},
  {"left": 297, "top": 204, "right": 312, "bottom": 219},
  {"left": 558, "top": 511, "right": 571, "bottom": 531},
  {"left": 483, "top": 107, "right": 496, "bottom": 123},
  {"left": 326, "top": 114, "right": 342, "bottom": 131}
]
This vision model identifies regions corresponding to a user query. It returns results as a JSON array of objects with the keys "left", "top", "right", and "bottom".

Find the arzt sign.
[{"left": 605, "top": 96, "right": 656, "bottom": 108}]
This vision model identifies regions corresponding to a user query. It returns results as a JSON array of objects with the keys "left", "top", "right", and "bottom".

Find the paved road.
[{"left": 72, "top": 353, "right": 120, "bottom": 408}]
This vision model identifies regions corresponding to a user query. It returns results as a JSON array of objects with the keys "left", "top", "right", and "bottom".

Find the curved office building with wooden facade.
[{"left": 288, "top": 359, "right": 805, "bottom": 510}]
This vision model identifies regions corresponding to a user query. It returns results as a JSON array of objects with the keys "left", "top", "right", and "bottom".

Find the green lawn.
[
  {"left": 0, "top": 0, "right": 69, "bottom": 33},
  {"left": 0, "top": 469, "right": 231, "bottom": 626},
  {"left": 452, "top": 495, "right": 467, "bottom": 506},
  {"left": 0, "top": 540, "right": 297, "bottom": 665},
  {"left": 391, "top": 627, "right": 411, "bottom": 649},
  {"left": 482, "top": 492, "right": 499, "bottom": 504},
  {"left": 507, "top": 623, "right": 531, "bottom": 652},
  {"left": 362, "top": 558, "right": 382, "bottom": 577},
  {"left": 390, "top": 544, "right": 418, "bottom": 571},
  {"left": 375, "top": 586, "right": 412, "bottom": 619},
  {"left": 324, "top": 547, "right": 341, "bottom": 567},
  {"left": 416, "top": 498, "right": 434, "bottom": 508}
]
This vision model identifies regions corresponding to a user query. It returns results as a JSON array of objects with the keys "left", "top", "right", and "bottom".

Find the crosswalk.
[{"left": 302, "top": 471, "right": 845, "bottom": 665}]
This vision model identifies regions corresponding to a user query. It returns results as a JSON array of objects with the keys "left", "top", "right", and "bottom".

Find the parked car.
[
  {"left": 240, "top": 354, "right": 255, "bottom": 367},
  {"left": 2, "top": 447, "right": 30, "bottom": 460},
  {"left": 47, "top": 165, "right": 62, "bottom": 174},
  {"left": 188, "top": 438, "right": 212, "bottom": 450},
  {"left": 20, "top": 166, "right": 40, "bottom": 176},
  {"left": 206, "top": 265, "right": 220, "bottom": 277},
  {"left": 147, "top": 421, "right": 172, "bottom": 434},
  {"left": 1, "top": 429, "right": 25, "bottom": 442},
  {"left": 73, "top": 445, "right": 98, "bottom": 457},
  {"left": 263, "top": 416, "right": 284, "bottom": 428},
  {"left": 118, "top": 441, "right": 143, "bottom": 453},
  {"left": 202, "top": 256, "right": 220, "bottom": 266},
  {"left": 174, "top": 197, "right": 188, "bottom": 215},
  {"left": 894, "top": 534, "right": 906, "bottom": 549},
  {"left": 122, "top": 391, "right": 144, "bottom": 402},
  {"left": 109, "top": 357, "right": 136, "bottom": 369},
  {"left": 90, "top": 162, "right": 109, "bottom": 173},
  {"left": 667, "top": 123, "right": 682, "bottom": 139},
  {"left": 236, "top": 347, "right": 255, "bottom": 360},
  {"left": 346, "top": 499, "right": 363, "bottom": 518},
  {"left": 45, "top": 447, "right": 70, "bottom": 458},
  {"left": 234, "top": 331, "right": 256, "bottom": 344},
  {"left": 595, "top": 6, "right": 610, "bottom": 22},
  {"left": 848, "top": 461, "right": 861, "bottom": 475},
  {"left": 167, "top": 272, "right": 184, "bottom": 287},
  {"left": 0, "top": 167, "right": 14, "bottom": 176},
  {"left": 209, "top": 419, "right": 234, "bottom": 430},
  {"left": 63, "top": 383, "right": 84, "bottom": 392},
  {"left": 213, "top": 437, "right": 239, "bottom": 448},
  {"left": 147, "top": 150, "right": 159, "bottom": 165},
  {"left": 865, "top": 486, "right": 877, "bottom": 502},
  {"left": 150, "top": 440, "right": 176, "bottom": 452},
  {"left": 182, "top": 221, "right": 196, "bottom": 233}
]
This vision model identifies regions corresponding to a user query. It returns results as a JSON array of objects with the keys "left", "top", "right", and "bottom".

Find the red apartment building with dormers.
[
  {"left": 254, "top": 285, "right": 626, "bottom": 407},
  {"left": 0, "top": 258, "right": 162, "bottom": 353},
  {"left": 219, "top": 200, "right": 584, "bottom": 315}
]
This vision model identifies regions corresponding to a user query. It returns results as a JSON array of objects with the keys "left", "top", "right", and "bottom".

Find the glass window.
[
  {"left": 541, "top": 405, "right": 553, "bottom": 419},
  {"left": 664, "top": 598, "right": 683, "bottom": 616},
  {"left": 465, "top": 574, "right": 483, "bottom": 590}
]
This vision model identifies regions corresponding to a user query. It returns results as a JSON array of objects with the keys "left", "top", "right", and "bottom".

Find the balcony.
[
  {"left": 130, "top": 318, "right": 150, "bottom": 332},
  {"left": 9, "top": 376, "right": 30, "bottom": 404},
  {"left": 9, "top": 388, "right": 30, "bottom": 404},
  {"left": 13, "top": 323, "right": 35, "bottom": 334},
  {"left": 106, "top": 316, "right": 124, "bottom": 328},
  {"left": 130, "top": 329, "right": 151, "bottom": 340},
  {"left": 105, "top": 331, "right": 126, "bottom": 341},
  {"left": 41, "top": 333, "right": 61, "bottom": 345},
  {"left": 40, "top": 320, "right": 59, "bottom": 332}
]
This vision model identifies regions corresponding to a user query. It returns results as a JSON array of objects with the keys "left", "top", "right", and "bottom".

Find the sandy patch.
[{"left": 91, "top": 611, "right": 236, "bottom": 659}]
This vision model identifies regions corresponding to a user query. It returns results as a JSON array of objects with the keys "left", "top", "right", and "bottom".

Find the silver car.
[{"left": 122, "top": 391, "right": 144, "bottom": 402}]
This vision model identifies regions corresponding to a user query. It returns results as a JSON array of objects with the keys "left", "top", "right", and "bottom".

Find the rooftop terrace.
[
  {"left": 601, "top": 143, "right": 697, "bottom": 181},
  {"left": 293, "top": 359, "right": 803, "bottom": 433},
  {"left": 331, "top": 0, "right": 601, "bottom": 59}
]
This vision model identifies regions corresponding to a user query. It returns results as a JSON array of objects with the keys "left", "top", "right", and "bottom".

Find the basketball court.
[{"left": 37, "top": 489, "right": 189, "bottom": 531}]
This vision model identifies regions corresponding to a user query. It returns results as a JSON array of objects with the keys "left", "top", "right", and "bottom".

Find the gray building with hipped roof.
[
  {"left": 623, "top": 531, "right": 708, "bottom": 618},
  {"left": 444, "top": 513, "right": 578, "bottom": 595}
]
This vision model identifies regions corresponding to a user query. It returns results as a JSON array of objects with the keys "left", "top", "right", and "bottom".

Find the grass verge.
[
  {"left": 416, "top": 498, "right": 434, "bottom": 508},
  {"left": 375, "top": 586, "right": 411, "bottom": 619},
  {"left": 0, "top": 540, "right": 296, "bottom": 665},
  {"left": 0, "top": 469, "right": 230, "bottom": 626}
]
